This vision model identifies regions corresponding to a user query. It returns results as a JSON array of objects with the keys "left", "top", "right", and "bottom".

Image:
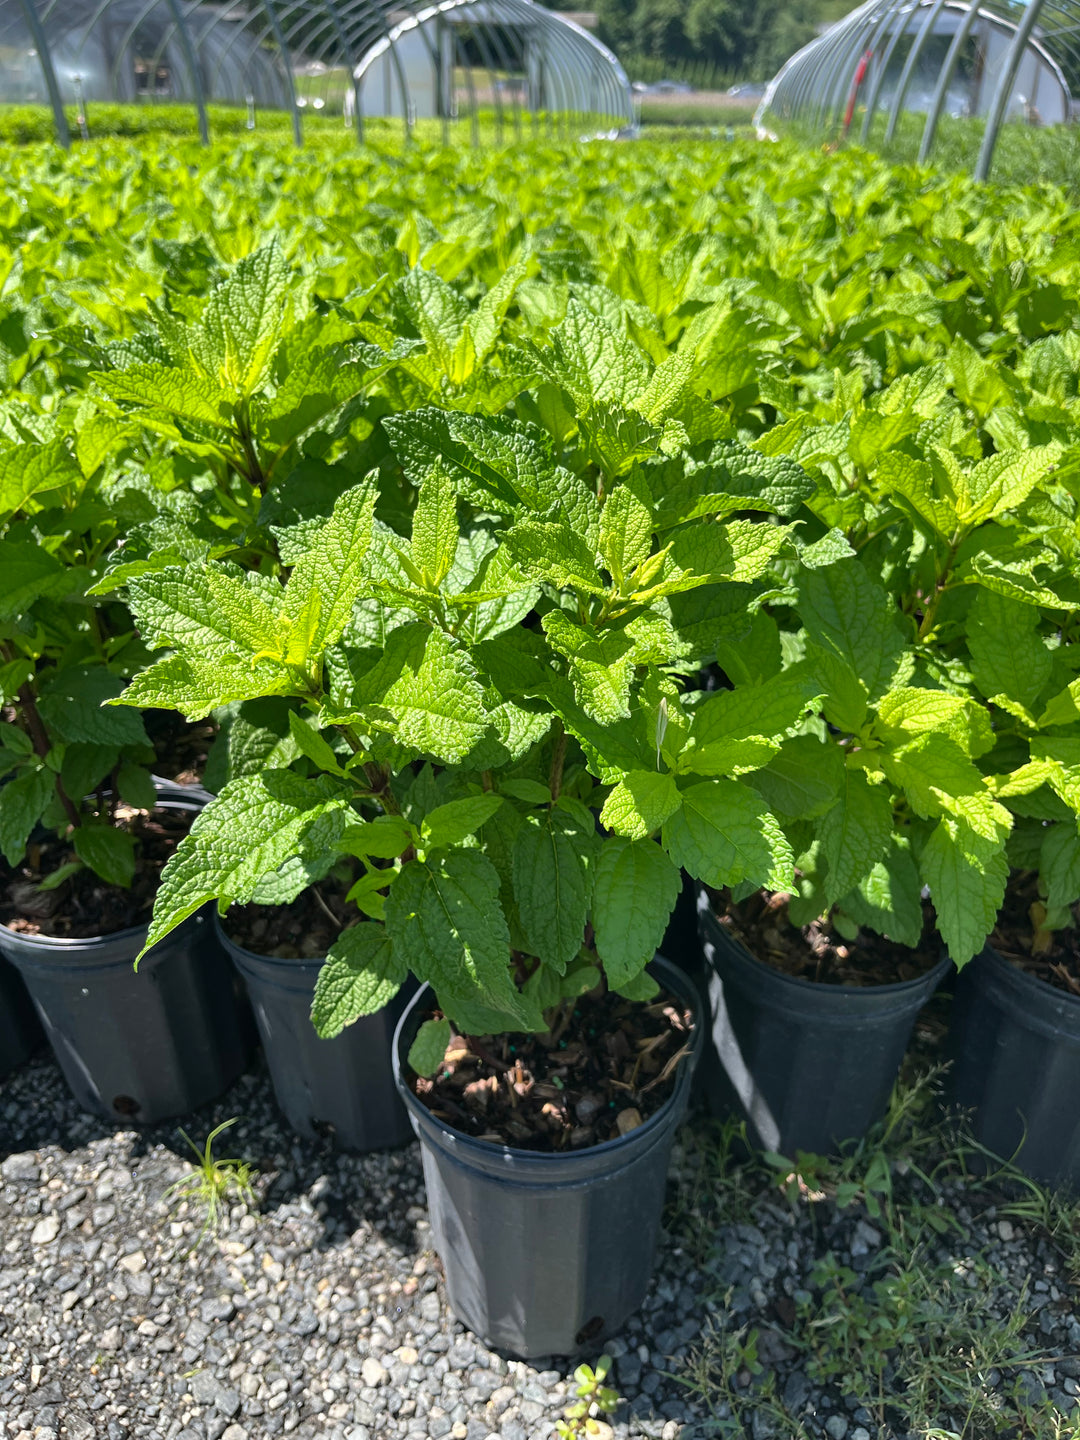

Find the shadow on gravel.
[{"left": 0, "top": 1046, "right": 426, "bottom": 1259}]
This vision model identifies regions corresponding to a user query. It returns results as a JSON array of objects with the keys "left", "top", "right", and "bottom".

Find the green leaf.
[
  {"left": 799, "top": 528, "right": 855, "bottom": 570},
  {"left": 92, "top": 364, "right": 232, "bottom": 427},
  {"left": 500, "top": 779, "right": 553, "bottom": 805},
  {"left": 920, "top": 818, "right": 1007, "bottom": 965},
  {"left": 119, "top": 651, "right": 294, "bottom": 720},
  {"left": 194, "top": 240, "right": 290, "bottom": 393},
  {"left": 73, "top": 825, "right": 136, "bottom": 888},
  {"left": 0, "top": 542, "right": 71, "bottom": 621},
  {"left": 339, "top": 816, "right": 415, "bottom": 860},
  {"left": 884, "top": 733, "right": 1010, "bottom": 843},
  {"left": 0, "top": 766, "right": 53, "bottom": 866},
  {"left": 798, "top": 560, "right": 905, "bottom": 716},
  {"left": 284, "top": 480, "right": 377, "bottom": 654},
  {"left": 652, "top": 441, "right": 814, "bottom": 528},
  {"left": 967, "top": 589, "right": 1051, "bottom": 712},
  {"left": 126, "top": 563, "right": 285, "bottom": 666},
  {"left": 0, "top": 437, "right": 80, "bottom": 521},
  {"left": 61, "top": 743, "right": 118, "bottom": 805},
  {"left": 117, "top": 762, "right": 158, "bottom": 811},
  {"left": 600, "top": 770, "right": 682, "bottom": 840},
  {"left": 1040, "top": 825, "right": 1080, "bottom": 912},
  {"left": 506, "top": 521, "right": 604, "bottom": 594},
  {"left": 648, "top": 519, "right": 789, "bottom": 597},
  {"left": 310, "top": 925, "right": 406, "bottom": 1039},
  {"left": 837, "top": 841, "right": 924, "bottom": 948},
  {"left": 600, "top": 472, "right": 654, "bottom": 585},
  {"left": 819, "top": 769, "right": 893, "bottom": 906},
  {"left": 541, "top": 611, "right": 635, "bottom": 723},
  {"left": 749, "top": 735, "right": 844, "bottom": 820},
  {"left": 386, "top": 850, "right": 538, "bottom": 1033},
  {"left": 38, "top": 667, "right": 148, "bottom": 748},
  {"left": 679, "top": 677, "right": 818, "bottom": 778},
  {"left": 592, "top": 838, "right": 680, "bottom": 988},
  {"left": 143, "top": 771, "right": 352, "bottom": 957},
  {"left": 407, "top": 1018, "right": 452, "bottom": 1078},
  {"left": 512, "top": 814, "right": 590, "bottom": 975},
  {"left": 411, "top": 465, "right": 459, "bottom": 589},
  {"left": 422, "top": 795, "right": 503, "bottom": 849},
  {"left": 287, "top": 711, "right": 343, "bottom": 774},
  {"left": 350, "top": 624, "right": 487, "bottom": 764},
  {"left": 662, "top": 779, "right": 794, "bottom": 891}
]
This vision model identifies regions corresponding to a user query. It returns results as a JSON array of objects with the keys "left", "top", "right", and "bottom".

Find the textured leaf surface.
[
  {"left": 662, "top": 779, "right": 794, "bottom": 890},
  {"left": 600, "top": 770, "right": 682, "bottom": 840},
  {"left": 592, "top": 837, "right": 680, "bottom": 988},
  {"left": 541, "top": 611, "right": 634, "bottom": 722},
  {"left": 819, "top": 769, "right": 893, "bottom": 904},
  {"left": 73, "top": 825, "right": 136, "bottom": 888},
  {"left": 838, "top": 841, "right": 924, "bottom": 948},
  {"left": 921, "top": 818, "right": 1007, "bottom": 965},
  {"left": 386, "top": 850, "right": 536, "bottom": 1033},
  {"left": 407, "top": 1018, "right": 452, "bottom": 1078},
  {"left": 284, "top": 481, "right": 377, "bottom": 653},
  {"left": 310, "top": 925, "right": 405, "bottom": 1039},
  {"left": 38, "top": 666, "right": 148, "bottom": 747},
  {"left": 967, "top": 589, "right": 1051, "bottom": 711},
  {"left": 512, "top": 815, "right": 589, "bottom": 975},
  {"left": 352, "top": 624, "right": 486, "bottom": 763},
  {"left": 0, "top": 767, "right": 53, "bottom": 866}
]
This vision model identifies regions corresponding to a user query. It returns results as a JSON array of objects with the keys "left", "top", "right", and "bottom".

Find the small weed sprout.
[
  {"left": 556, "top": 1355, "right": 619, "bottom": 1438},
  {"left": 161, "top": 1118, "right": 257, "bottom": 1250}
]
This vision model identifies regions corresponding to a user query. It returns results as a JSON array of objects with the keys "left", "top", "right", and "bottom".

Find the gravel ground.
[{"left": 2, "top": 1046, "right": 1079, "bottom": 1440}]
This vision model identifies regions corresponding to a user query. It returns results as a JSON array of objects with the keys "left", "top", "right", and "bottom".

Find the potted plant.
[
  {"left": 0, "top": 432, "right": 250, "bottom": 1122},
  {"left": 759, "top": 370, "right": 1080, "bottom": 1175},
  {"left": 116, "top": 363, "right": 819, "bottom": 1352}
]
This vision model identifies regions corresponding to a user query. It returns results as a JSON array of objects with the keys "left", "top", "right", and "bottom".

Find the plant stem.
[
  {"left": 0, "top": 642, "right": 82, "bottom": 829},
  {"left": 334, "top": 723, "right": 403, "bottom": 817}
]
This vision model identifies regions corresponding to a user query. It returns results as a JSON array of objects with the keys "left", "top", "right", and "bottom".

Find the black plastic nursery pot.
[
  {"left": 0, "top": 787, "right": 252, "bottom": 1124},
  {"left": 392, "top": 955, "right": 702, "bottom": 1360},
  {"left": 217, "top": 918, "right": 414, "bottom": 1152},
  {"left": 948, "top": 946, "right": 1080, "bottom": 1187},
  {"left": 699, "top": 901, "right": 951, "bottom": 1157},
  {"left": 0, "top": 954, "right": 42, "bottom": 1079}
]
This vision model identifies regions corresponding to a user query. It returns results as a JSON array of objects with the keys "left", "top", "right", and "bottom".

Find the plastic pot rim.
[
  {"left": 699, "top": 891, "right": 954, "bottom": 1000},
  {"left": 392, "top": 954, "right": 702, "bottom": 1171},
  {"left": 969, "top": 942, "right": 1080, "bottom": 1021},
  {"left": 214, "top": 910, "right": 326, "bottom": 974},
  {"left": 0, "top": 787, "right": 203, "bottom": 957}
]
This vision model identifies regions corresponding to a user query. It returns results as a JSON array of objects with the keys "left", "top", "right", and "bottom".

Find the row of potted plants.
[{"left": 2, "top": 247, "right": 1080, "bottom": 1357}]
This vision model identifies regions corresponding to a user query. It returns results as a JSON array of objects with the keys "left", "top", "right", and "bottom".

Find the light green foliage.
[{"left": 310, "top": 924, "right": 406, "bottom": 1039}]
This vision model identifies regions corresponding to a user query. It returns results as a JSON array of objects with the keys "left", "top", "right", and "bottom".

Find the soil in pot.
[
  {"left": 143, "top": 710, "right": 215, "bottom": 787},
  {"left": 709, "top": 886, "right": 943, "bottom": 986},
  {"left": 406, "top": 982, "right": 695, "bottom": 1152},
  {"left": 988, "top": 871, "right": 1080, "bottom": 997},
  {"left": 700, "top": 888, "right": 950, "bottom": 1157},
  {"left": 0, "top": 788, "right": 252, "bottom": 1124},
  {"left": 220, "top": 883, "right": 413, "bottom": 1153},
  {"left": 1, "top": 801, "right": 192, "bottom": 939},
  {"left": 394, "top": 957, "right": 702, "bottom": 1359}
]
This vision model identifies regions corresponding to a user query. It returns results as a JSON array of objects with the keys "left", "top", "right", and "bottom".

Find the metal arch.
[
  {"left": 975, "top": 0, "right": 1048, "bottom": 178},
  {"left": 165, "top": 0, "right": 208, "bottom": 142},
  {"left": 884, "top": 0, "right": 950, "bottom": 144},
  {"left": 918, "top": 0, "right": 982, "bottom": 159},
  {"left": 861, "top": 0, "right": 922, "bottom": 142},
  {"left": 15, "top": 0, "right": 70, "bottom": 145}
]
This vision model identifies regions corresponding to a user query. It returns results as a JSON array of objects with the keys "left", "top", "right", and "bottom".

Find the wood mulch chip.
[
  {"left": 708, "top": 887, "right": 942, "bottom": 987},
  {"left": 1, "top": 805, "right": 194, "bottom": 940},
  {"left": 409, "top": 983, "right": 694, "bottom": 1153},
  {"left": 992, "top": 872, "right": 1080, "bottom": 999}
]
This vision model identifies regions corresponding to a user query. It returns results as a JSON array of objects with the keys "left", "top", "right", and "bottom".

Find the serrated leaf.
[
  {"left": 350, "top": 624, "right": 486, "bottom": 764},
  {"left": 967, "top": 589, "right": 1051, "bottom": 711},
  {"left": 73, "top": 825, "right": 136, "bottom": 888},
  {"left": 507, "top": 521, "right": 604, "bottom": 594},
  {"left": 386, "top": 850, "right": 537, "bottom": 1033},
  {"left": 38, "top": 667, "right": 148, "bottom": 748},
  {"left": 0, "top": 766, "right": 53, "bottom": 866},
  {"left": 679, "top": 676, "right": 818, "bottom": 778},
  {"left": 512, "top": 814, "right": 590, "bottom": 975},
  {"left": 800, "top": 529, "right": 855, "bottom": 570},
  {"left": 662, "top": 779, "right": 794, "bottom": 891},
  {"left": 884, "top": 732, "right": 1010, "bottom": 842},
  {"left": 0, "top": 437, "right": 80, "bottom": 520},
  {"left": 600, "top": 770, "right": 682, "bottom": 840},
  {"left": 339, "top": 816, "right": 416, "bottom": 860},
  {"left": 798, "top": 560, "right": 905, "bottom": 726},
  {"left": 0, "top": 542, "right": 72, "bottom": 620},
  {"left": 422, "top": 795, "right": 503, "bottom": 849},
  {"left": 411, "top": 465, "right": 459, "bottom": 590},
  {"left": 287, "top": 711, "right": 343, "bottom": 774},
  {"left": 120, "top": 652, "right": 294, "bottom": 720},
  {"left": 921, "top": 818, "right": 1007, "bottom": 965},
  {"left": 117, "top": 762, "right": 158, "bottom": 811},
  {"left": 284, "top": 480, "right": 377, "bottom": 654},
  {"left": 600, "top": 471, "right": 654, "bottom": 586},
  {"left": 500, "top": 779, "right": 553, "bottom": 805},
  {"left": 749, "top": 735, "right": 844, "bottom": 820},
  {"left": 92, "top": 364, "right": 232, "bottom": 427},
  {"left": 541, "top": 611, "right": 635, "bottom": 723},
  {"left": 819, "top": 769, "right": 893, "bottom": 905},
  {"left": 126, "top": 563, "right": 284, "bottom": 666},
  {"left": 838, "top": 841, "right": 924, "bottom": 948},
  {"left": 653, "top": 441, "right": 814, "bottom": 529},
  {"left": 648, "top": 519, "right": 788, "bottom": 597},
  {"left": 1040, "top": 825, "right": 1080, "bottom": 912},
  {"left": 142, "top": 771, "right": 352, "bottom": 957},
  {"left": 407, "top": 1018, "right": 452, "bottom": 1077},
  {"left": 592, "top": 837, "right": 680, "bottom": 988},
  {"left": 310, "top": 925, "right": 406, "bottom": 1039},
  {"left": 194, "top": 241, "right": 290, "bottom": 393}
]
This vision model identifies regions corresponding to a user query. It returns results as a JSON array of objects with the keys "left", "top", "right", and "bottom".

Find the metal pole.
[
  {"left": 17, "top": 0, "right": 71, "bottom": 148},
  {"left": 918, "top": 0, "right": 981, "bottom": 162},
  {"left": 262, "top": 0, "right": 303, "bottom": 144},
  {"left": 975, "top": 0, "right": 1045, "bottom": 180},
  {"left": 165, "top": 0, "right": 210, "bottom": 144},
  {"left": 884, "top": 0, "right": 949, "bottom": 144},
  {"left": 861, "top": 0, "right": 917, "bottom": 143}
]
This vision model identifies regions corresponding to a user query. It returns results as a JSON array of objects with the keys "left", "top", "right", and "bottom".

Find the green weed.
[{"left": 161, "top": 1118, "right": 257, "bottom": 1250}]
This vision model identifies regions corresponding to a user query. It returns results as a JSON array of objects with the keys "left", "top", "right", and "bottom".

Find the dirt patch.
[
  {"left": 707, "top": 888, "right": 942, "bottom": 987},
  {"left": 408, "top": 983, "right": 694, "bottom": 1152},
  {"left": 222, "top": 884, "right": 350, "bottom": 960},
  {"left": 1, "top": 805, "right": 195, "bottom": 940},
  {"left": 144, "top": 711, "right": 216, "bottom": 786},
  {"left": 992, "top": 873, "right": 1080, "bottom": 999}
]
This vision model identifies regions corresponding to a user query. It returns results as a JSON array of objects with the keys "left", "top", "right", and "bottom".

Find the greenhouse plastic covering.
[
  {"left": 0, "top": 0, "right": 632, "bottom": 145},
  {"left": 756, "top": 0, "right": 1078, "bottom": 179}
]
